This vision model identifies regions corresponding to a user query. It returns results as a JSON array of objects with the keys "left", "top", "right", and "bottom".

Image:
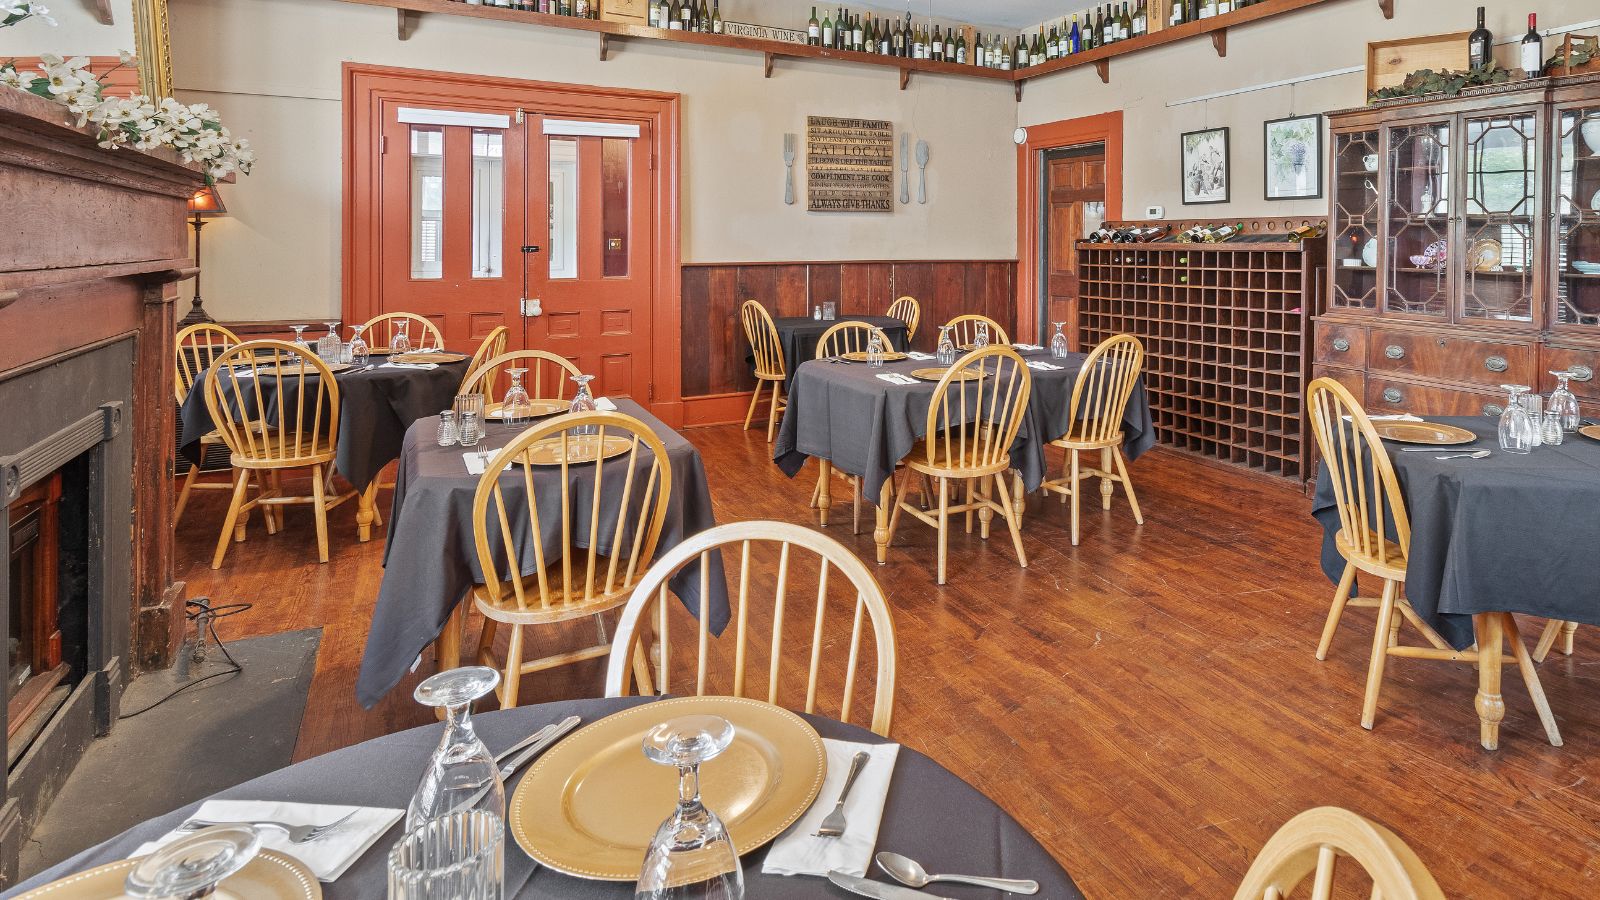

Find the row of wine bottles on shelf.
[
  {"left": 1086, "top": 223, "right": 1325, "bottom": 244},
  {"left": 649, "top": 0, "right": 724, "bottom": 32},
  {"left": 1467, "top": 6, "right": 1547, "bottom": 79},
  {"left": 460, "top": 0, "right": 604, "bottom": 16}
]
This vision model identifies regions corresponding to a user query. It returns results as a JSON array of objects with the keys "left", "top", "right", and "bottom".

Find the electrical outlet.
[{"left": 1145, "top": 205, "right": 1165, "bottom": 218}]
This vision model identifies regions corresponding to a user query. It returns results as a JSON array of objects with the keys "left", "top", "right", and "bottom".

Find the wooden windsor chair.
[
  {"left": 174, "top": 323, "right": 245, "bottom": 524},
  {"left": 459, "top": 325, "right": 510, "bottom": 394},
  {"left": 203, "top": 340, "right": 358, "bottom": 567},
  {"left": 885, "top": 345, "right": 1031, "bottom": 585},
  {"left": 886, "top": 295, "right": 921, "bottom": 344},
  {"left": 361, "top": 311, "right": 445, "bottom": 353},
  {"left": 1307, "top": 378, "right": 1560, "bottom": 749},
  {"left": 811, "top": 321, "right": 897, "bottom": 534},
  {"left": 740, "top": 300, "right": 787, "bottom": 443},
  {"left": 942, "top": 314, "right": 1009, "bottom": 350},
  {"left": 1037, "top": 333, "right": 1147, "bottom": 546},
  {"left": 604, "top": 520, "right": 896, "bottom": 736},
  {"left": 460, "top": 349, "right": 583, "bottom": 410},
  {"left": 469, "top": 411, "right": 672, "bottom": 708},
  {"left": 1234, "top": 807, "right": 1443, "bottom": 900}
]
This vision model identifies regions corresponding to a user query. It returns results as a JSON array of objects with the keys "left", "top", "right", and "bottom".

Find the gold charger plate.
[
  {"left": 910, "top": 366, "right": 983, "bottom": 382},
  {"left": 14, "top": 850, "right": 320, "bottom": 899},
  {"left": 390, "top": 351, "right": 467, "bottom": 364},
  {"left": 1578, "top": 424, "right": 1600, "bottom": 442},
  {"left": 486, "top": 399, "right": 568, "bottom": 420},
  {"left": 1371, "top": 421, "right": 1477, "bottom": 445},
  {"left": 509, "top": 696, "right": 827, "bottom": 881},
  {"left": 840, "top": 350, "right": 909, "bottom": 363},
  {"left": 516, "top": 434, "right": 633, "bottom": 466}
]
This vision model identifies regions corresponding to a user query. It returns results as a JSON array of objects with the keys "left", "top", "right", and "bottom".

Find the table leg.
[
  {"left": 1561, "top": 620, "right": 1579, "bottom": 656},
  {"left": 873, "top": 479, "right": 892, "bottom": 565},
  {"left": 1475, "top": 612, "right": 1505, "bottom": 751},
  {"left": 817, "top": 460, "right": 832, "bottom": 527},
  {"left": 357, "top": 482, "right": 380, "bottom": 543}
]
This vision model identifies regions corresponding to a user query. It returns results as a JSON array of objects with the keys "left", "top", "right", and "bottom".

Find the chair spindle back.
[
  {"left": 461, "top": 350, "right": 583, "bottom": 403},
  {"left": 175, "top": 323, "right": 241, "bottom": 405},
  {"left": 362, "top": 312, "right": 445, "bottom": 352},
  {"left": 204, "top": 340, "right": 343, "bottom": 465},
  {"left": 816, "top": 321, "right": 891, "bottom": 359},
  {"left": 921, "top": 346, "right": 1032, "bottom": 473},
  {"left": 1234, "top": 806, "right": 1444, "bottom": 900},
  {"left": 886, "top": 296, "right": 921, "bottom": 343},
  {"left": 943, "top": 314, "right": 1010, "bottom": 349},
  {"left": 460, "top": 325, "right": 510, "bottom": 393},
  {"left": 1307, "top": 378, "right": 1412, "bottom": 569},
  {"left": 741, "top": 300, "right": 786, "bottom": 380},
  {"left": 1063, "top": 334, "right": 1145, "bottom": 445}
]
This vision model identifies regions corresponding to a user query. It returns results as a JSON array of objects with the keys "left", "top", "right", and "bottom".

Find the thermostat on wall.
[{"left": 1145, "top": 205, "right": 1165, "bottom": 218}]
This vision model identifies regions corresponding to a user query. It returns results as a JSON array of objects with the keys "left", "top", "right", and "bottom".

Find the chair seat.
[
  {"left": 754, "top": 370, "right": 785, "bottom": 382},
  {"left": 199, "top": 430, "right": 226, "bottom": 446},
  {"left": 1051, "top": 428, "right": 1126, "bottom": 451},
  {"left": 901, "top": 440, "right": 1012, "bottom": 479},
  {"left": 472, "top": 578, "right": 634, "bottom": 625},
  {"left": 1335, "top": 528, "right": 1408, "bottom": 581},
  {"left": 230, "top": 436, "right": 337, "bottom": 470}
]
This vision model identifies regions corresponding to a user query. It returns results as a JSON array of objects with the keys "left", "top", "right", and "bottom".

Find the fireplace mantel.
[{"left": 0, "top": 85, "right": 205, "bottom": 878}]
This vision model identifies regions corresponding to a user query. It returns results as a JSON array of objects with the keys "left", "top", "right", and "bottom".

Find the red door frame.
[
  {"left": 1015, "top": 111, "right": 1123, "bottom": 345},
  {"left": 343, "top": 63, "right": 686, "bottom": 425}
]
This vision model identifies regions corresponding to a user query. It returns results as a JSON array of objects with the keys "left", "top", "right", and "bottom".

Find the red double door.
[{"left": 374, "top": 101, "right": 653, "bottom": 401}]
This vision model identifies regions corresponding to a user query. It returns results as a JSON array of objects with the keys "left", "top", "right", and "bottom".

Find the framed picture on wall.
[
  {"left": 1263, "top": 114, "right": 1324, "bottom": 201},
  {"left": 1180, "top": 127, "right": 1230, "bottom": 205}
]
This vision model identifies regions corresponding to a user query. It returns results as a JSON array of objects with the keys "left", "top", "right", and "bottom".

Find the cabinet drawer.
[
  {"left": 1314, "top": 323, "right": 1368, "bottom": 367},
  {"left": 1366, "top": 377, "right": 1504, "bottom": 418},
  {"left": 1366, "top": 329, "right": 1538, "bottom": 387},
  {"left": 1541, "top": 347, "right": 1600, "bottom": 401},
  {"left": 1313, "top": 365, "right": 1365, "bottom": 401}
]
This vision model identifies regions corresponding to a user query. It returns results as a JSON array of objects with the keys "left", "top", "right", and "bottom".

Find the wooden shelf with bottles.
[{"left": 1075, "top": 216, "right": 1328, "bottom": 484}]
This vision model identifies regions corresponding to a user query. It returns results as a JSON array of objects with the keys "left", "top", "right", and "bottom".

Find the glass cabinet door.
[
  {"left": 1329, "top": 129, "right": 1380, "bottom": 311},
  {"left": 1384, "top": 120, "right": 1452, "bottom": 317},
  {"left": 1460, "top": 109, "right": 1538, "bottom": 323},
  {"left": 1553, "top": 104, "right": 1600, "bottom": 329}
]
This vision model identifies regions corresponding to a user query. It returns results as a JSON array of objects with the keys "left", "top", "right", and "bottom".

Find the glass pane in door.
[
  {"left": 1385, "top": 121, "right": 1450, "bottom": 316},
  {"left": 1461, "top": 112, "right": 1536, "bottom": 322},
  {"left": 471, "top": 130, "right": 504, "bottom": 279},
  {"left": 549, "top": 137, "right": 578, "bottom": 280},
  {"left": 600, "top": 138, "right": 630, "bottom": 278},
  {"left": 1555, "top": 106, "right": 1600, "bottom": 327},
  {"left": 410, "top": 127, "right": 444, "bottom": 280},
  {"left": 1331, "top": 130, "right": 1380, "bottom": 310}
]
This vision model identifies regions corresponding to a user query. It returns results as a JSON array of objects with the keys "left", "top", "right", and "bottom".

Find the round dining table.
[{"left": 13, "top": 696, "right": 1084, "bottom": 899}]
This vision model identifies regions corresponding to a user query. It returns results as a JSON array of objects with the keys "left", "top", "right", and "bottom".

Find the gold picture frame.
[{"left": 131, "top": 0, "right": 172, "bottom": 98}]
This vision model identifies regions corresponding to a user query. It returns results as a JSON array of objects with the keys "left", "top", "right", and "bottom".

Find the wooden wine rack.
[{"left": 1076, "top": 218, "right": 1326, "bottom": 483}]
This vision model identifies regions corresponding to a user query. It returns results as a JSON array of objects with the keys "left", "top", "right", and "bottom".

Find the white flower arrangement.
[{"left": 1, "top": 24, "right": 255, "bottom": 183}]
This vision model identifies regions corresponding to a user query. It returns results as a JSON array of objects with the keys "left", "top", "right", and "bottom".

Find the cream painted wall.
[
  {"left": 1017, "top": 0, "right": 1597, "bottom": 220},
  {"left": 0, "top": 0, "right": 134, "bottom": 57},
  {"left": 166, "top": 0, "right": 1021, "bottom": 321}
]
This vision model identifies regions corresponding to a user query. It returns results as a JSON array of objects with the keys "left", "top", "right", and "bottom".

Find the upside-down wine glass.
[
  {"left": 392, "top": 319, "right": 414, "bottom": 355},
  {"left": 317, "top": 321, "right": 342, "bottom": 363},
  {"left": 973, "top": 322, "right": 990, "bottom": 350},
  {"left": 935, "top": 326, "right": 956, "bottom": 367},
  {"left": 1549, "top": 370, "right": 1581, "bottom": 433},
  {"left": 634, "top": 716, "right": 744, "bottom": 900},
  {"left": 405, "top": 666, "right": 505, "bottom": 832},
  {"left": 123, "top": 825, "right": 262, "bottom": 899},
  {"left": 1050, "top": 322, "right": 1069, "bottom": 359},
  {"left": 865, "top": 331, "right": 885, "bottom": 368},
  {"left": 288, "top": 325, "right": 310, "bottom": 363},
  {"left": 501, "top": 368, "right": 533, "bottom": 425},
  {"left": 349, "top": 324, "right": 370, "bottom": 366},
  {"left": 1498, "top": 384, "right": 1535, "bottom": 455},
  {"left": 568, "top": 374, "right": 599, "bottom": 454}
]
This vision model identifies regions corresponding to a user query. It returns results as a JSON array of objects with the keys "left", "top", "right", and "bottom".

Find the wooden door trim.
[
  {"left": 342, "top": 62, "right": 684, "bottom": 424},
  {"left": 1015, "top": 111, "right": 1122, "bottom": 344}
]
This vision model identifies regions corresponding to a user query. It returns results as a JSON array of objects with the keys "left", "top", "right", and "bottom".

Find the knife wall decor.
[{"left": 806, "top": 115, "right": 894, "bottom": 213}]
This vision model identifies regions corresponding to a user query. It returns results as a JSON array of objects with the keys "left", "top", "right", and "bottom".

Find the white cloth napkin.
[
  {"left": 132, "top": 800, "right": 403, "bottom": 883},
  {"left": 875, "top": 373, "right": 918, "bottom": 386},
  {"left": 382, "top": 362, "right": 439, "bottom": 370},
  {"left": 905, "top": 351, "right": 935, "bottom": 360},
  {"left": 1025, "top": 361, "right": 1064, "bottom": 371},
  {"left": 762, "top": 739, "right": 900, "bottom": 878},
  {"left": 596, "top": 396, "right": 619, "bottom": 411},
  {"left": 462, "top": 450, "right": 509, "bottom": 475},
  {"left": 1012, "top": 342, "right": 1043, "bottom": 351}
]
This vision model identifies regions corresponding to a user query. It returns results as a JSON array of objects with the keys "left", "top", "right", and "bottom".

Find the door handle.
[{"left": 521, "top": 298, "right": 542, "bottom": 317}]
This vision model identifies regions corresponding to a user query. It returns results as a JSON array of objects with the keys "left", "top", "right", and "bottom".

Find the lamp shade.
[{"left": 187, "top": 184, "right": 227, "bottom": 217}]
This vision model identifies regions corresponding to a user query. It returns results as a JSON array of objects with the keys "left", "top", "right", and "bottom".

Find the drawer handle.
[
  {"left": 1484, "top": 403, "right": 1504, "bottom": 417},
  {"left": 1382, "top": 388, "right": 1404, "bottom": 404},
  {"left": 1484, "top": 355, "right": 1508, "bottom": 373},
  {"left": 1384, "top": 345, "right": 1405, "bottom": 360},
  {"left": 1331, "top": 338, "right": 1350, "bottom": 353},
  {"left": 1570, "top": 365, "right": 1594, "bottom": 383}
]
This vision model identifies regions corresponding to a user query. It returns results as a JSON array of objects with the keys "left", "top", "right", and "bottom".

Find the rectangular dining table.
[
  {"left": 356, "top": 398, "right": 727, "bottom": 707},
  {"left": 773, "top": 346, "right": 1155, "bottom": 563}
]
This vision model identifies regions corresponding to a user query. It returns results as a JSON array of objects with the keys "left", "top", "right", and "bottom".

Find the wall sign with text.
[{"left": 807, "top": 116, "right": 894, "bottom": 213}]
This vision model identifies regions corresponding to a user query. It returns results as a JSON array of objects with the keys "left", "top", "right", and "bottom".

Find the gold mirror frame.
[{"left": 131, "top": 0, "right": 171, "bottom": 98}]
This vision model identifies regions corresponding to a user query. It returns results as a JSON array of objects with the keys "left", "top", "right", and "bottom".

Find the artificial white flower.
[
  {"left": 117, "top": 48, "right": 134, "bottom": 65},
  {"left": 0, "top": 66, "right": 34, "bottom": 90}
]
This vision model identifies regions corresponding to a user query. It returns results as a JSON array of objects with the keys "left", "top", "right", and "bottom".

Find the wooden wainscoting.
[{"left": 681, "top": 260, "right": 1018, "bottom": 426}]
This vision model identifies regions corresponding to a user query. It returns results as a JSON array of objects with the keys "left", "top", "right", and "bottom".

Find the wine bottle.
[
  {"left": 863, "top": 16, "right": 874, "bottom": 53},
  {"left": 1170, "top": 0, "right": 1185, "bottom": 26},
  {"left": 808, "top": 6, "right": 820, "bottom": 44},
  {"left": 956, "top": 30, "right": 967, "bottom": 64},
  {"left": 1521, "top": 13, "right": 1543, "bottom": 78},
  {"left": 1218, "top": 0, "right": 1233, "bottom": 15},
  {"left": 574, "top": 0, "right": 589, "bottom": 17},
  {"left": 891, "top": 18, "right": 904, "bottom": 56},
  {"left": 1133, "top": 0, "right": 1147, "bottom": 37},
  {"left": 912, "top": 24, "right": 924, "bottom": 58},
  {"left": 1200, "top": 0, "right": 1217, "bottom": 19},
  {"left": 1069, "top": 15, "right": 1081, "bottom": 54},
  {"left": 879, "top": 18, "right": 891, "bottom": 55},
  {"left": 668, "top": 0, "right": 683, "bottom": 29},
  {"left": 1102, "top": 5, "right": 1114, "bottom": 44},
  {"left": 820, "top": 8, "right": 832, "bottom": 46},
  {"left": 975, "top": 31, "right": 986, "bottom": 67},
  {"left": 1046, "top": 24, "right": 1059, "bottom": 60},
  {"left": 1119, "top": 3, "right": 1132, "bottom": 41},
  {"left": 853, "top": 14, "right": 864, "bottom": 51},
  {"left": 1089, "top": 226, "right": 1117, "bottom": 243},
  {"left": 710, "top": 0, "right": 721, "bottom": 33},
  {"left": 1205, "top": 222, "right": 1246, "bottom": 243},
  {"left": 1468, "top": 6, "right": 1492, "bottom": 69},
  {"left": 1286, "top": 224, "right": 1325, "bottom": 243}
]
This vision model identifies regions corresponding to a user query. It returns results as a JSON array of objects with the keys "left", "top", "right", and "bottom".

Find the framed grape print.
[
  {"left": 1180, "top": 127, "right": 1230, "bottom": 205},
  {"left": 1264, "top": 114, "right": 1324, "bottom": 201}
]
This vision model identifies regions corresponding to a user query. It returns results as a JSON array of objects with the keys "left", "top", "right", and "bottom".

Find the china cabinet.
[{"left": 1318, "top": 73, "right": 1600, "bottom": 419}]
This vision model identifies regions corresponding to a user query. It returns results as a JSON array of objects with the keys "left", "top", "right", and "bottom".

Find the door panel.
[{"left": 1042, "top": 146, "right": 1106, "bottom": 349}]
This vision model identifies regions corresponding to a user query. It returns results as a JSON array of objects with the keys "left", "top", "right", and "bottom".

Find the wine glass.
[
  {"left": 349, "top": 324, "right": 370, "bottom": 366},
  {"left": 1549, "top": 370, "right": 1581, "bottom": 433},
  {"left": 634, "top": 716, "right": 744, "bottom": 900},
  {"left": 124, "top": 825, "right": 261, "bottom": 899},
  {"left": 973, "top": 322, "right": 990, "bottom": 350},
  {"left": 568, "top": 373, "right": 599, "bottom": 452},
  {"left": 388, "top": 809, "right": 504, "bottom": 900},
  {"left": 935, "top": 326, "right": 956, "bottom": 367},
  {"left": 501, "top": 368, "right": 533, "bottom": 426},
  {"left": 406, "top": 666, "right": 505, "bottom": 832},
  {"left": 1050, "top": 322, "right": 1069, "bottom": 359},
  {"left": 317, "top": 321, "right": 342, "bottom": 363},
  {"left": 392, "top": 320, "right": 414, "bottom": 355},
  {"left": 1498, "top": 384, "right": 1535, "bottom": 455},
  {"left": 865, "top": 331, "right": 885, "bottom": 368},
  {"left": 288, "top": 325, "right": 310, "bottom": 363}
]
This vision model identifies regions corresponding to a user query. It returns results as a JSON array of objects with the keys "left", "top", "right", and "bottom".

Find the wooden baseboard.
[{"left": 682, "top": 391, "right": 763, "bottom": 428}]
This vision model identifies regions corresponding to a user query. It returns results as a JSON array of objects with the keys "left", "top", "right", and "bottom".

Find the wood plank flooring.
[{"left": 172, "top": 426, "right": 1600, "bottom": 898}]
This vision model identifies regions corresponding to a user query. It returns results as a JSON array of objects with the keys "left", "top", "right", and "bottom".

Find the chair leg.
[
  {"left": 936, "top": 476, "right": 950, "bottom": 586},
  {"left": 175, "top": 463, "right": 200, "bottom": 524},
  {"left": 1562, "top": 621, "right": 1579, "bottom": 656},
  {"left": 743, "top": 381, "right": 763, "bottom": 431},
  {"left": 1112, "top": 447, "right": 1143, "bottom": 525},
  {"left": 631, "top": 639, "right": 655, "bottom": 695},
  {"left": 964, "top": 479, "right": 975, "bottom": 535},
  {"left": 767, "top": 383, "right": 782, "bottom": 443},
  {"left": 476, "top": 619, "right": 500, "bottom": 666},
  {"left": 1503, "top": 613, "right": 1562, "bottom": 747},
  {"left": 310, "top": 463, "right": 330, "bottom": 564},
  {"left": 501, "top": 625, "right": 524, "bottom": 708},
  {"left": 977, "top": 476, "right": 993, "bottom": 540},
  {"left": 1316, "top": 562, "right": 1356, "bottom": 661},
  {"left": 1012, "top": 472, "right": 1026, "bottom": 521},
  {"left": 851, "top": 476, "right": 861, "bottom": 536},
  {"left": 994, "top": 473, "right": 1027, "bottom": 568},
  {"left": 1069, "top": 449, "right": 1082, "bottom": 546},
  {"left": 211, "top": 469, "right": 251, "bottom": 569},
  {"left": 1100, "top": 446, "right": 1115, "bottom": 510},
  {"left": 269, "top": 470, "right": 286, "bottom": 531},
  {"left": 885, "top": 471, "right": 910, "bottom": 549},
  {"left": 1360, "top": 578, "right": 1399, "bottom": 730},
  {"left": 254, "top": 471, "right": 278, "bottom": 535}
]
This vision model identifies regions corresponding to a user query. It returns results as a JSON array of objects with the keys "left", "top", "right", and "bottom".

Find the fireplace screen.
[{"left": 7, "top": 470, "right": 65, "bottom": 733}]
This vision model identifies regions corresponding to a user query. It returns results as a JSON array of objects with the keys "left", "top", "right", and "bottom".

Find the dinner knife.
[
  {"left": 493, "top": 717, "right": 565, "bottom": 765},
  {"left": 499, "top": 715, "right": 580, "bottom": 780},
  {"left": 829, "top": 871, "right": 955, "bottom": 900}
]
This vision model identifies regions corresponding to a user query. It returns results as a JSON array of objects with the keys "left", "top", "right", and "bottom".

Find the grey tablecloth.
[
  {"left": 11, "top": 697, "right": 1082, "bottom": 899},
  {"left": 769, "top": 316, "right": 910, "bottom": 390},
  {"left": 357, "top": 399, "right": 726, "bottom": 707},
  {"left": 178, "top": 359, "right": 470, "bottom": 490},
  {"left": 774, "top": 348, "right": 1155, "bottom": 502},
  {"left": 1312, "top": 416, "right": 1600, "bottom": 650}
]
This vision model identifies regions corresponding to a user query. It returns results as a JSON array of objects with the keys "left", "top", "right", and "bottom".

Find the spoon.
[{"left": 875, "top": 851, "right": 1039, "bottom": 894}]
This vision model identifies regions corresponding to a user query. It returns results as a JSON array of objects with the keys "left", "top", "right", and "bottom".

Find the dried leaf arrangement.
[{"left": 1367, "top": 64, "right": 1512, "bottom": 102}]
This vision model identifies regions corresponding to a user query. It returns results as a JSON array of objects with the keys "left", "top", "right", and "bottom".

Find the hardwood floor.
[{"left": 173, "top": 427, "right": 1600, "bottom": 898}]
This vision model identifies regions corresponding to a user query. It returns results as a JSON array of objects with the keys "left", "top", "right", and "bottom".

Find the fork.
[
  {"left": 814, "top": 751, "right": 871, "bottom": 838},
  {"left": 783, "top": 133, "right": 797, "bottom": 206},
  {"left": 177, "top": 810, "right": 358, "bottom": 843}
]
